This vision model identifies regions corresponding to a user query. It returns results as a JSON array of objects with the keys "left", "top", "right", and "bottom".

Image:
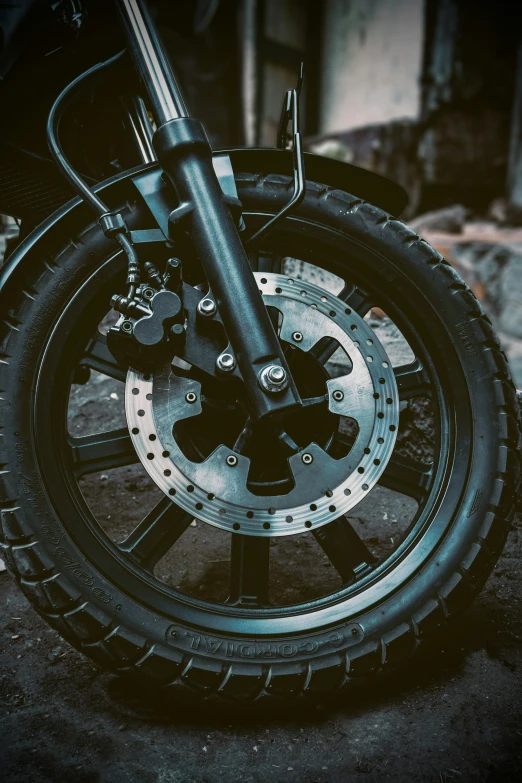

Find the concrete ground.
[{"left": 0, "top": 510, "right": 521, "bottom": 783}]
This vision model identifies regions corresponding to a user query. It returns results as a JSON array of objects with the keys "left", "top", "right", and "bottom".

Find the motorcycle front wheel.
[{"left": 0, "top": 170, "right": 519, "bottom": 703}]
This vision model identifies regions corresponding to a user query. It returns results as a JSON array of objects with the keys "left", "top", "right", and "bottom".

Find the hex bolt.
[
  {"left": 269, "top": 366, "right": 285, "bottom": 383},
  {"left": 302, "top": 453, "right": 313, "bottom": 465},
  {"left": 121, "top": 320, "right": 133, "bottom": 333},
  {"left": 185, "top": 392, "right": 197, "bottom": 404},
  {"left": 216, "top": 353, "right": 236, "bottom": 373},
  {"left": 163, "top": 257, "right": 182, "bottom": 289},
  {"left": 226, "top": 454, "right": 238, "bottom": 467},
  {"left": 143, "top": 287, "right": 155, "bottom": 300},
  {"left": 197, "top": 297, "right": 217, "bottom": 317},
  {"left": 332, "top": 389, "right": 344, "bottom": 402},
  {"left": 259, "top": 364, "right": 289, "bottom": 393},
  {"left": 292, "top": 331, "right": 303, "bottom": 343}
]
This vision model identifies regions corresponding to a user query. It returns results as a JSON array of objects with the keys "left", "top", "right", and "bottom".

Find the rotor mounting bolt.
[
  {"left": 302, "top": 452, "right": 313, "bottom": 465},
  {"left": 226, "top": 454, "right": 238, "bottom": 467},
  {"left": 259, "top": 364, "right": 289, "bottom": 393},
  {"left": 216, "top": 353, "right": 236, "bottom": 373},
  {"left": 197, "top": 297, "right": 217, "bottom": 317},
  {"left": 332, "top": 390, "right": 344, "bottom": 402},
  {"left": 292, "top": 331, "right": 303, "bottom": 343},
  {"left": 185, "top": 392, "right": 197, "bottom": 404}
]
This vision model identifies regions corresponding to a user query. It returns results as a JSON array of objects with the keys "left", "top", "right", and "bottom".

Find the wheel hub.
[{"left": 126, "top": 273, "right": 399, "bottom": 536}]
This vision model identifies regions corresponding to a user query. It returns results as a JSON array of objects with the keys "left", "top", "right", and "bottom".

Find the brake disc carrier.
[{"left": 126, "top": 273, "right": 399, "bottom": 536}]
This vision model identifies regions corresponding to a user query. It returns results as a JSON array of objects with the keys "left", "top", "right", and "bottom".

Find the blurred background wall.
[
  {"left": 2, "top": 0, "right": 522, "bottom": 380},
  {"left": 181, "top": 0, "right": 521, "bottom": 220},
  {"left": 164, "top": 0, "right": 522, "bottom": 383}
]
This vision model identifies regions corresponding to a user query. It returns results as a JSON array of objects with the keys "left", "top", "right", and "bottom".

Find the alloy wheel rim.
[{"left": 33, "top": 209, "right": 463, "bottom": 633}]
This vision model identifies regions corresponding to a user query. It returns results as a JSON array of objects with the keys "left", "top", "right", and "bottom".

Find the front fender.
[
  {"left": 225, "top": 148, "right": 408, "bottom": 216},
  {"left": 0, "top": 150, "right": 407, "bottom": 302}
]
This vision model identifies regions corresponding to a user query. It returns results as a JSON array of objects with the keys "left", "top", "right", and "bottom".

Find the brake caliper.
[{"left": 107, "top": 258, "right": 185, "bottom": 371}]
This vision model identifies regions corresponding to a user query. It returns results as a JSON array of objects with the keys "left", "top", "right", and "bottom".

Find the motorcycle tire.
[{"left": 0, "top": 170, "right": 520, "bottom": 704}]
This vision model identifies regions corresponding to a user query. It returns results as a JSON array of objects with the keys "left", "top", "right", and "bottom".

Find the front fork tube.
[
  {"left": 117, "top": 0, "right": 300, "bottom": 419},
  {"left": 153, "top": 119, "right": 301, "bottom": 420}
]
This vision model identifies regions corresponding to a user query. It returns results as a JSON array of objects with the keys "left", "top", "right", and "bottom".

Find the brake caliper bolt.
[
  {"left": 269, "top": 366, "right": 285, "bottom": 383},
  {"left": 259, "top": 364, "right": 289, "bottom": 393},
  {"left": 226, "top": 454, "right": 238, "bottom": 467},
  {"left": 197, "top": 297, "right": 217, "bottom": 317},
  {"left": 216, "top": 353, "right": 236, "bottom": 373},
  {"left": 121, "top": 320, "right": 133, "bottom": 333},
  {"left": 332, "top": 389, "right": 344, "bottom": 402},
  {"left": 185, "top": 392, "right": 197, "bottom": 404},
  {"left": 292, "top": 331, "right": 303, "bottom": 343},
  {"left": 302, "top": 453, "right": 313, "bottom": 465},
  {"left": 143, "top": 287, "right": 155, "bottom": 300}
]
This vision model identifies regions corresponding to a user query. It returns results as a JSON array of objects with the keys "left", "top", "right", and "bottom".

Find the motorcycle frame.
[{"left": 115, "top": 0, "right": 301, "bottom": 421}]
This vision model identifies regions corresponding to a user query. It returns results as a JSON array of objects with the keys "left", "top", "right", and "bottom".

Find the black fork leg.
[{"left": 116, "top": 0, "right": 301, "bottom": 421}]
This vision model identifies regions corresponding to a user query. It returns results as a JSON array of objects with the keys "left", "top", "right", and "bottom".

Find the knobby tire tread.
[{"left": 0, "top": 174, "right": 520, "bottom": 704}]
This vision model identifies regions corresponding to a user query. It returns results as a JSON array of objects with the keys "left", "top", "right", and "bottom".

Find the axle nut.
[
  {"left": 216, "top": 353, "right": 236, "bottom": 373},
  {"left": 259, "top": 364, "right": 289, "bottom": 393},
  {"left": 197, "top": 297, "right": 217, "bottom": 317}
]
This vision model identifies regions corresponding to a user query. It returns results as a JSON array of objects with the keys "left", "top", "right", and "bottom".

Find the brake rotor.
[{"left": 126, "top": 273, "right": 399, "bottom": 536}]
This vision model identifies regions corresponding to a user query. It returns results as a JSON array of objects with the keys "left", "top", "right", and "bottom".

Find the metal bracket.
[
  {"left": 245, "top": 64, "right": 306, "bottom": 249},
  {"left": 132, "top": 153, "right": 242, "bottom": 238},
  {"left": 129, "top": 229, "right": 166, "bottom": 244}
]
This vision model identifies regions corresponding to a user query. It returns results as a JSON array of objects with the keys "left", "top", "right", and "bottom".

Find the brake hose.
[{"left": 46, "top": 50, "right": 140, "bottom": 303}]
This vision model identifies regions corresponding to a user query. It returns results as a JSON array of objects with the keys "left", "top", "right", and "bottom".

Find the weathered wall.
[
  {"left": 320, "top": 0, "right": 425, "bottom": 134},
  {"left": 315, "top": 0, "right": 520, "bottom": 215}
]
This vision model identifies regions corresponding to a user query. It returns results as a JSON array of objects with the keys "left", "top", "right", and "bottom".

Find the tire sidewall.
[{"left": 0, "top": 175, "right": 512, "bottom": 681}]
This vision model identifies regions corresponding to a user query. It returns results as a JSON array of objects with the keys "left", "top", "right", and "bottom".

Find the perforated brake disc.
[{"left": 126, "top": 273, "right": 399, "bottom": 537}]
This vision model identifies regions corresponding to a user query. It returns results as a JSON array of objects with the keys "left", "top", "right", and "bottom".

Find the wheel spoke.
[
  {"left": 308, "top": 336, "right": 341, "bottom": 366},
  {"left": 313, "top": 516, "right": 376, "bottom": 584},
  {"left": 309, "top": 283, "right": 374, "bottom": 366},
  {"left": 227, "top": 535, "right": 270, "bottom": 606},
  {"left": 378, "top": 452, "right": 433, "bottom": 501},
  {"left": 333, "top": 431, "right": 432, "bottom": 501},
  {"left": 233, "top": 419, "right": 252, "bottom": 454},
  {"left": 394, "top": 360, "right": 432, "bottom": 400},
  {"left": 120, "top": 496, "right": 193, "bottom": 570},
  {"left": 81, "top": 332, "right": 126, "bottom": 383},
  {"left": 250, "top": 250, "right": 283, "bottom": 274},
  {"left": 339, "top": 283, "right": 374, "bottom": 317},
  {"left": 70, "top": 427, "right": 138, "bottom": 477}
]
